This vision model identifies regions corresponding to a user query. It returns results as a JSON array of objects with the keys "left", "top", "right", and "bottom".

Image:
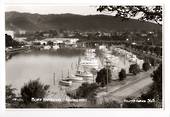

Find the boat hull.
[{"left": 59, "top": 80, "right": 72, "bottom": 86}]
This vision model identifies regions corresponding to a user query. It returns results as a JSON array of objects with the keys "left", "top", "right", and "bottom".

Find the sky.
[{"left": 5, "top": 6, "right": 109, "bottom": 15}]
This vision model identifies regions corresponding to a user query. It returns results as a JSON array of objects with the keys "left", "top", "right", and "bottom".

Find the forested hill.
[{"left": 5, "top": 11, "right": 161, "bottom": 32}]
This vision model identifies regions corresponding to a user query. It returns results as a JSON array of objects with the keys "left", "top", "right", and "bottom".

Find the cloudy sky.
[{"left": 5, "top": 6, "right": 108, "bottom": 15}]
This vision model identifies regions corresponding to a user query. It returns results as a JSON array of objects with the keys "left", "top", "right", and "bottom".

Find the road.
[
  {"left": 95, "top": 71, "right": 154, "bottom": 104},
  {"left": 110, "top": 77, "right": 152, "bottom": 97}
]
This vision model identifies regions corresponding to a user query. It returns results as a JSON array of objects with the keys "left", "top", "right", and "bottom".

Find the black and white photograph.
[{"left": 4, "top": 5, "right": 163, "bottom": 109}]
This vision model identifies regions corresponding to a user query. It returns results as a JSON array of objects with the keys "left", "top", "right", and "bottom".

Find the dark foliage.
[
  {"left": 148, "top": 57, "right": 157, "bottom": 66},
  {"left": 97, "top": 6, "right": 162, "bottom": 25},
  {"left": 6, "top": 85, "right": 16, "bottom": 103},
  {"left": 72, "top": 82, "right": 99, "bottom": 99},
  {"left": 151, "top": 64, "right": 162, "bottom": 107},
  {"left": 96, "top": 68, "right": 112, "bottom": 87},
  {"left": 119, "top": 69, "right": 126, "bottom": 81},
  {"left": 142, "top": 62, "right": 151, "bottom": 71},
  {"left": 21, "top": 79, "right": 50, "bottom": 104},
  {"left": 129, "top": 64, "right": 140, "bottom": 75},
  {"left": 5, "top": 34, "right": 21, "bottom": 47}
]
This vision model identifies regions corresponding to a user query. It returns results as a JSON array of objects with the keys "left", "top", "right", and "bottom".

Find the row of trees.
[
  {"left": 95, "top": 61, "right": 151, "bottom": 85},
  {"left": 118, "top": 62, "right": 151, "bottom": 81},
  {"left": 126, "top": 44, "right": 162, "bottom": 57}
]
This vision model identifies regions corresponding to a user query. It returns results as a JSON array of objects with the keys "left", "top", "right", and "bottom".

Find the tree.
[
  {"left": 21, "top": 79, "right": 50, "bottom": 104},
  {"left": 148, "top": 57, "right": 157, "bottom": 66},
  {"left": 151, "top": 64, "right": 162, "bottom": 107},
  {"left": 96, "top": 68, "right": 112, "bottom": 87},
  {"left": 129, "top": 64, "right": 140, "bottom": 75},
  {"left": 118, "top": 69, "right": 126, "bottom": 81},
  {"left": 5, "top": 34, "right": 21, "bottom": 47},
  {"left": 142, "top": 62, "right": 151, "bottom": 71},
  {"left": 6, "top": 85, "right": 16, "bottom": 103},
  {"left": 154, "top": 46, "right": 162, "bottom": 56},
  {"left": 97, "top": 6, "right": 162, "bottom": 25}
]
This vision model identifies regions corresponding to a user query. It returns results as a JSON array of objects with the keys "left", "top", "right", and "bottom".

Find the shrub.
[
  {"left": 76, "top": 82, "right": 99, "bottom": 99},
  {"left": 67, "top": 82, "right": 99, "bottom": 100},
  {"left": 96, "top": 68, "right": 112, "bottom": 87},
  {"left": 21, "top": 79, "right": 50, "bottom": 104},
  {"left": 129, "top": 64, "right": 140, "bottom": 75},
  {"left": 118, "top": 69, "right": 126, "bottom": 81},
  {"left": 6, "top": 85, "right": 16, "bottom": 103},
  {"left": 151, "top": 64, "right": 162, "bottom": 107},
  {"left": 148, "top": 57, "right": 157, "bottom": 66},
  {"left": 142, "top": 62, "right": 151, "bottom": 71}
]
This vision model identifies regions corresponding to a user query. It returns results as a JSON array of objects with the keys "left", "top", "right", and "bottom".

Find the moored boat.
[
  {"left": 68, "top": 75, "right": 83, "bottom": 81},
  {"left": 59, "top": 70, "right": 72, "bottom": 86},
  {"left": 75, "top": 70, "right": 93, "bottom": 77},
  {"left": 59, "top": 79, "right": 72, "bottom": 86}
]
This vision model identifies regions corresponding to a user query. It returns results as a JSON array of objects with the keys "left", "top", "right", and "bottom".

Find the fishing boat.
[{"left": 59, "top": 70, "right": 72, "bottom": 86}]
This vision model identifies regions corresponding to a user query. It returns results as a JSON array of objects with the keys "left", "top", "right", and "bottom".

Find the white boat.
[
  {"left": 59, "top": 70, "right": 72, "bottom": 86},
  {"left": 74, "top": 49, "right": 98, "bottom": 77},
  {"left": 75, "top": 70, "right": 93, "bottom": 77},
  {"left": 79, "top": 58, "right": 99, "bottom": 69},
  {"left": 68, "top": 75, "right": 83, "bottom": 81},
  {"left": 59, "top": 79, "right": 72, "bottom": 86}
]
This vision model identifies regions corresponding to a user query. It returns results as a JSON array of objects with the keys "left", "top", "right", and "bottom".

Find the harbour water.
[
  {"left": 6, "top": 47, "right": 134, "bottom": 100},
  {"left": 6, "top": 48, "right": 87, "bottom": 99}
]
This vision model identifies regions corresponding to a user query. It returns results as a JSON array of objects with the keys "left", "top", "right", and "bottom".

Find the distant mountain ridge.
[{"left": 5, "top": 11, "right": 161, "bottom": 32}]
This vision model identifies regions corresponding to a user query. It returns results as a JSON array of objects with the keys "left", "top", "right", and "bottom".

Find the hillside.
[{"left": 5, "top": 11, "right": 161, "bottom": 32}]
